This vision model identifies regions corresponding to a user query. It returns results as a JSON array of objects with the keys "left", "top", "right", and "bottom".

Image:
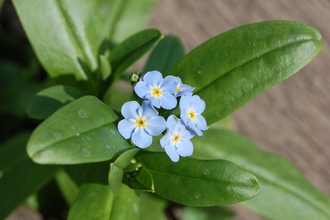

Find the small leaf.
[
  {"left": 135, "top": 151, "right": 259, "bottom": 206},
  {"left": 144, "top": 35, "right": 184, "bottom": 73},
  {"left": 0, "top": 133, "right": 59, "bottom": 219},
  {"left": 192, "top": 129, "right": 330, "bottom": 220},
  {"left": 108, "top": 29, "right": 163, "bottom": 85},
  {"left": 99, "top": 54, "right": 112, "bottom": 80},
  {"left": 167, "top": 21, "right": 323, "bottom": 125},
  {"left": 27, "top": 96, "right": 131, "bottom": 164},
  {"left": 113, "top": 148, "right": 140, "bottom": 169},
  {"left": 26, "top": 85, "right": 86, "bottom": 120},
  {"left": 124, "top": 167, "right": 154, "bottom": 192},
  {"left": 12, "top": 0, "right": 105, "bottom": 94},
  {"left": 100, "top": 0, "right": 157, "bottom": 44},
  {"left": 68, "top": 162, "right": 139, "bottom": 220}
]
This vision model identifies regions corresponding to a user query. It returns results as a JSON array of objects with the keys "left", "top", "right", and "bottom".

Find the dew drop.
[
  {"left": 86, "top": 136, "right": 92, "bottom": 141},
  {"left": 78, "top": 109, "right": 88, "bottom": 118},
  {"left": 76, "top": 133, "right": 80, "bottom": 136},
  {"left": 194, "top": 192, "right": 201, "bottom": 199},
  {"left": 82, "top": 148, "right": 90, "bottom": 157},
  {"left": 106, "top": 144, "right": 110, "bottom": 149},
  {"left": 53, "top": 132, "right": 61, "bottom": 140},
  {"left": 70, "top": 125, "right": 76, "bottom": 131},
  {"left": 253, "top": 43, "right": 255, "bottom": 47},
  {"left": 133, "top": 203, "right": 138, "bottom": 213},
  {"left": 128, "top": 198, "right": 131, "bottom": 202},
  {"left": 216, "top": 111, "right": 220, "bottom": 118},
  {"left": 110, "top": 129, "right": 115, "bottom": 135},
  {"left": 203, "top": 168, "right": 210, "bottom": 175}
]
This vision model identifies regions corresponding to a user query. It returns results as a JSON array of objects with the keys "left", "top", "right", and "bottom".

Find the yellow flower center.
[
  {"left": 175, "top": 86, "right": 180, "bottom": 93},
  {"left": 136, "top": 117, "right": 146, "bottom": 128},
  {"left": 152, "top": 87, "right": 162, "bottom": 98},
  {"left": 172, "top": 133, "right": 180, "bottom": 143},
  {"left": 188, "top": 110, "right": 196, "bottom": 121}
]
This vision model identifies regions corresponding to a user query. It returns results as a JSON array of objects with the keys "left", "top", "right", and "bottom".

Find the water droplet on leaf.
[
  {"left": 133, "top": 203, "right": 138, "bottom": 213},
  {"left": 110, "top": 129, "right": 115, "bottom": 134},
  {"left": 106, "top": 144, "right": 110, "bottom": 149},
  {"left": 86, "top": 136, "right": 91, "bottom": 141},
  {"left": 70, "top": 125, "right": 76, "bottom": 131},
  {"left": 194, "top": 192, "right": 201, "bottom": 199},
  {"left": 53, "top": 132, "right": 61, "bottom": 140},
  {"left": 78, "top": 109, "right": 88, "bottom": 118},
  {"left": 82, "top": 148, "right": 90, "bottom": 157}
]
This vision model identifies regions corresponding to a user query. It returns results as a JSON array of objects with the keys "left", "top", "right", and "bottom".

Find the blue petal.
[
  {"left": 121, "top": 101, "right": 139, "bottom": 119},
  {"left": 179, "top": 126, "right": 195, "bottom": 139},
  {"left": 179, "top": 95, "right": 193, "bottom": 112},
  {"left": 165, "top": 143, "right": 179, "bottom": 162},
  {"left": 180, "top": 109, "right": 190, "bottom": 126},
  {"left": 143, "top": 71, "right": 163, "bottom": 86},
  {"left": 145, "top": 94, "right": 161, "bottom": 108},
  {"left": 177, "top": 140, "right": 193, "bottom": 157},
  {"left": 162, "top": 76, "right": 177, "bottom": 94},
  {"left": 145, "top": 116, "right": 166, "bottom": 136},
  {"left": 160, "top": 132, "right": 169, "bottom": 149},
  {"left": 166, "top": 115, "right": 179, "bottom": 128},
  {"left": 177, "top": 84, "right": 195, "bottom": 97},
  {"left": 141, "top": 101, "right": 158, "bottom": 118},
  {"left": 118, "top": 119, "right": 136, "bottom": 139},
  {"left": 195, "top": 115, "right": 208, "bottom": 131},
  {"left": 191, "top": 95, "right": 206, "bottom": 114},
  {"left": 134, "top": 81, "right": 151, "bottom": 99},
  {"left": 188, "top": 120, "right": 203, "bottom": 136},
  {"left": 160, "top": 93, "right": 177, "bottom": 110},
  {"left": 131, "top": 128, "right": 152, "bottom": 148}
]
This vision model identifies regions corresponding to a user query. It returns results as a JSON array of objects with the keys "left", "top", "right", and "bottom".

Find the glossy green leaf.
[
  {"left": 135, "top": 151, "right": 259, "bottom": 206},
  {"left": 12, "top": 0, "right": 105, "bottom": 94},
  {"left": 109, "top": 148, "right": 140, "bottom": 194},
  {"left": 63, "top": 164, "right": 89, "bottom": 187},
  {"left": 124, "top": 166, "right": 154, "bottom": 192},
  {"left": 26, "top": 85, "right": 86, "bottom": 120},
  {"left": 139, "top": 192, "right": 167, "bottom": 220},
  {"left": 68, "top": 162, "right": 139, "bottom": 220},
  {"left": 167, "top": 21, "right": 323, "bottom": 125},
  {"left": 100, "top": 0, "right": 157, "bottom": 44},
  {"left": 108, "top": 29, "right": 163, "bottom": 85},
  {"left": 0, "top": 133, "right": 59, "bottom": 219},
  {"left": 99, "top": 55, "right": 112, "bottom": 80},
  {"left": 192, "top": 129, "right": 330, "bottom": 220},
  {"left": 27, "top": 96, "right": 131, "bottom": 164},
  {"left": 144, "top": 35, "right": 184, "bottom": 73},
  {"left": 182, "top": 207, "right": 235, "bottom": 220}
]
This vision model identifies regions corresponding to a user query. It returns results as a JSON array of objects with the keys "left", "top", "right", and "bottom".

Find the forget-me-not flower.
[
  {"left": 160, "top": 115, "right": 195, "bottom": 162},
  {"left": 134, "top": 71, "right": 177, "bottom": 110},
  {"left": 118, "top": 100, "right": 166, "bottom": 148},
  {"left": 180, "top": 95, "right": 208, "bottom": 136},
  {"left": 167, "top": 76, "right": 195, "bottom": 97}
]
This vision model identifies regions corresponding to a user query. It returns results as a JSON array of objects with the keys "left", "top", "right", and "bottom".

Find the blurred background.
[{"left": 1, "top": 0, "right": 329, "bottom": 219}]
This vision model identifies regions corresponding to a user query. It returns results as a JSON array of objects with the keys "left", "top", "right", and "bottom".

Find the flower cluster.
[{"left": 118, "top": 71, "right": 208, "bottom": 162}]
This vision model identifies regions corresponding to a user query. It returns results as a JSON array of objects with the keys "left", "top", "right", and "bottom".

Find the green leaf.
[
  {"left": 144, "top": 35, "right": 184, "bottom": 73},
  {"left": 99, "top": 55, "right": 112, "bottom": 81},
  {"left": 100, "top": 0, "right": 157, "bottom": 44},
  {"left": 68, "top": 162, "right": 139, "bottom": 220},
  {"left": 123, "top": 166, "right": 154, "bottom": 192},
  {"left": 109, "top": 148, "right": 140, "bottom": 194},
  {"left": 27, "top": 96, "right": 131, "bottom": 164},
  {"left": 139, "top": 192, "right": 168, "bottom": 220},
  {"left": 135, "top": 151, "right": 259, "bottom": 206},
  {"left": 26, "top": 85, "right": 86, "bottom": 120},
  {"left": 108, "top": 29, "right": 163, "bottom": 86},
  {"left": 0, "top": 133, "right": 59, "bottom": 219},
  {"left": 12, "top": 0, "right": 105, "bottom": 94},
  {"left": 167, "top": 21, "right": 323, "bottom": 125},
  {"left": 192, "top": 129, "right": 330, "bottom": 220},
  {"left": 182, "top": 207, "right": 235, "bottom": 220}
]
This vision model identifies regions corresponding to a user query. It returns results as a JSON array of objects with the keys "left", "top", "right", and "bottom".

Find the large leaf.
[
  {"left": 100, "top": 0, "right": 157, "bottom": 44},
  {"left": 68, "top": 162, "right": 139, "bottom": 220},
  {"left": 135, "top": 151, "right": 259, "bottom": 206},
  {"left": 0, "top": 133, "right": 59, "bottom": 219},
  {"left": 192, "top": 129, "right": 330, "bottom": 220},
  {"left": 27, "top": 96, "right": 131, "bottom": 164},
  {"left": 167, "top": 21, "right": 323, "bottom": 125},
  {"left": 182, "top": 207, "right": 235, "bottom": 220},
  {"left": 26, "top": 85, "right": 86, "bottom": 120},
  {"left": 144, "top": 35, "right": 184, "bottom": 74},
  {"left": 12, "top": 0, "right": 105, "bottom": 94},
  {"left": 139, "top": 193, "right": 167, "bottom": 220},
  {"left": 108, "top": 29, "right": 163, "bottom": 85}
]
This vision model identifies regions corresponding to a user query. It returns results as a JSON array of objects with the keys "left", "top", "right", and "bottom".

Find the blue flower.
[
  {"left": 118, "top": 101, "right": 166, "bottom": 148},
  {"left": 180, "top": 95, "right": 208, "bottom": 136},
  {"left": 167, "top": 76, "right": 195, "bottom": 97},
  {"left": 160, "top": 115, "right": 195, "bottom": 162},
  {"left": 134, "top": 71, "right": 177, "bottom": 110}
]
